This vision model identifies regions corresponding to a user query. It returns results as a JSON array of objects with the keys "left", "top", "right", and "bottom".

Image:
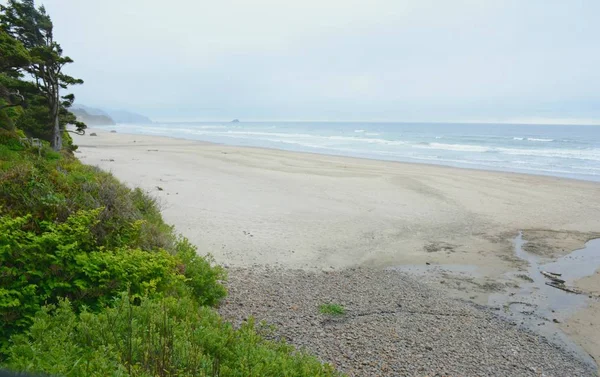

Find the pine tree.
[{"left": 1, "top": 0, "right": 85, "bottom": 149}]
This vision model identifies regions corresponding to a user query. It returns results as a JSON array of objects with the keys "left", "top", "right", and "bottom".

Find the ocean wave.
[
  {"left": 527, "top": 138, "right": 554, "bottom": 142},
  {"left": 497, "top": 147, "right": 600, "bottom": 161},
  {"left": 223, "top": 130, "right": 315, "bottom": 138},
  {"left": 174, "top": 129, "right": 406, "bottom": 147},
  {"left": 514, "top": 137, "right": 558, "bottom": 142},
  {"left": 415, "top": 142, "right": 491, "bottom": 153},
  {"left": 410, "top": 142, "right": 600, "bottom": 162},
  {"left": 328, "top": 135, "right": 405, "bottom": 145},
  {"left": 354, "top": 129, "right": 365, "bottom": 133}
]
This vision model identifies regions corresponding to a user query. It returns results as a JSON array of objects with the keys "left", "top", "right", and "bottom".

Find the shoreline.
[
  {"left": 73, "top": 128, "right": 600, "bottom": 372},
  {"left": 87, "top": 125, "right": 600, "bottom": 184}
]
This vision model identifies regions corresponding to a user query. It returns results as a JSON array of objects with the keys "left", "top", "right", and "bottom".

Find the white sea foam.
[
  {"left": 513, "top": 137, "right": 524, "bottom": 141},
  {"left": 354, "top": 129, "right": 365, "bottom": 133},
  {"left": 497, "top": 147, "right": 600, "bottom": 161},
  {"left": 328, "top": 135, "right": 406, "bottom": 145},
  {"left": 198, "top": 125, "right": 227, "bottom": 129},
  {"left": 527, "top": 138, "right": 554, "bottom": 142},
  {"left": 178, "top": 129, "right": 406, "bottom": 148},
  {"left": 416, "top": 142, "right": 491, "bottom": 153}
]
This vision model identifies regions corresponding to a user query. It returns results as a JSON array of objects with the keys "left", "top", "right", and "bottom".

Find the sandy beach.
[{"left": 73, "top": 129, "right": 600, "bottom": 373}]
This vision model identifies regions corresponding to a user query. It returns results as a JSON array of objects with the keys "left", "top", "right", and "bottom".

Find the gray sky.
[{"left": 34, "top": 0, "right": 600, "bottom": 123}]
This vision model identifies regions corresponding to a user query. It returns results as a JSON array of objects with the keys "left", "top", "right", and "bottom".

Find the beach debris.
[
  {"left": 110, "top": 130, "right": 117, "bottom": 133},
  {"left": 541, "top": 271, "right": 566, "bottom": 284},
  {"left": 545, "top": 282, "right": 582, "bottom": 294},
  {"left": 147, "top": 149, "right": 158, "bottom": 151},
  {"left": 156, "top": 186, "right": 164, "bottom": 191},
  {"left": 100, "top": 158, "right": 115, "bottom": 162},
  {"left": 90, "top": 133, "right": 97, "bottom": 136},
  {"left": 540, "top": 270, "right": 583, "bottom": 293}
]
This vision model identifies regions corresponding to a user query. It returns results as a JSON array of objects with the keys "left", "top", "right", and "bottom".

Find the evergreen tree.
[
  {"left": 0, "top": 29, "right": 30, "bottom": 115},
  {"left": 1, "top": 0, "right": 85, "bottom": 149}
]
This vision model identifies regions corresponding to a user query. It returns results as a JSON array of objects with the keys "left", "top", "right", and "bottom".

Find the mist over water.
[{"left": 99, "top": 122, "right": 600, "bottom": 182}]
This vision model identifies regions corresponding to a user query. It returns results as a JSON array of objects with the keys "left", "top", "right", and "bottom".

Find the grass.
[{"left": 319, "top": 303, "right": 346, "bottom": 316}]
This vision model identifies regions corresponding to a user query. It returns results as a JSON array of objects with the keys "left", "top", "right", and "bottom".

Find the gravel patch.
[{"left": 219, "top": 267, "right": 596, "bottom": 376}]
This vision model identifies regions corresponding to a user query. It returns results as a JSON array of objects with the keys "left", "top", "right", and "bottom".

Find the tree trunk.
[
  {"left": 51, "top": 108, "right": 61, "bottom": 151},
  {"left": 50, "top": 81, "right": 61, "bottom": 151}
]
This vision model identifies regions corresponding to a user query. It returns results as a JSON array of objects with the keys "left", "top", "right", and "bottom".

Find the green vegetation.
[
  {"left": 319, "top": 304, "right": 346, "bottom": 316},
  {"left": 6, "top": 295, "right": 336, "bottom": 377},
  {"left": 0, "top": 129, "right": 339, "bottom": 377},
  {"left": 1, "top": 0, "right": 86, "bottom": 150},
  {"left": 0, "top": 1, "right": 341, "bottom": 375}
]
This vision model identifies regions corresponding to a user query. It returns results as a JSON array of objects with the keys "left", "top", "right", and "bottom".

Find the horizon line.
[{"left": 146, "top": 118, "right": 600, "bottom": 126}]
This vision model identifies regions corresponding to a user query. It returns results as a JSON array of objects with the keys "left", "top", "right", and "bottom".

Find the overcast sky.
[{"left": 30, "top": 0, "right": 600, "bottom": 123}]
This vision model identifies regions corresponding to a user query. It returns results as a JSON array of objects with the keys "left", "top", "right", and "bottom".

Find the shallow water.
[
  {"left": 394, "top": 234, "right": 600, "bottom": 368},
  {"left": 488, "top": 233, "right": 600, "bottom": 368},
  {"left": 491, "top": 233, "right": 600, "bottom": 319}
]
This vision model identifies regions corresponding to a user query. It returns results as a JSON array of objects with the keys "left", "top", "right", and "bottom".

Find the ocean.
[{"left": 97, "top": 122, "right": 600, "bottom": 182}]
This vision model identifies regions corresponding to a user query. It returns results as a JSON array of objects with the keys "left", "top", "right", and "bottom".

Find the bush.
[
  {"left": 0, "top": 150, "right": 175, "bottom": 250},
  {"left": 173, "top": 238, "right": 226, "bottom": 307},
  {"left": 0, "top": 209, "right": 226, "bottom": 346},
  {"left": 0, "top": 129, "right": 23, "bottom": 150},
  {"left": 4, "top": 295, "right": 340, "bottom": 377}
]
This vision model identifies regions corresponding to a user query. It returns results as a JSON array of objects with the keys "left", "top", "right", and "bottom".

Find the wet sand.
[{"left": 73, "top": 128, "right": 600, "bottom": 369}]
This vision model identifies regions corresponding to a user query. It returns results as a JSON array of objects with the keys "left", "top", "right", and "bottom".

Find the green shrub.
[
  {"left": 0, "top": 209, "right": 225, "bottom": 346},
  {"left": 4, "top": 295, "right": 340, "bottom": 377},
  {"left": 319, "top": 304, "right": 346, "bottom": 316},
  {"left": 0, "top": 152, "right": 175, "bottom": 250},
  {"left": 174, "top": 238, "right": 227, "bottom": 307},
  {"left": 0, "top": 129, "right": 23, "bottom": 150}
]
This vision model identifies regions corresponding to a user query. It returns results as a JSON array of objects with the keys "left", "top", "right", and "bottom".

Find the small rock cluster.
[{"left": 219, "top": 267, "right": 596, "bottom": 377}]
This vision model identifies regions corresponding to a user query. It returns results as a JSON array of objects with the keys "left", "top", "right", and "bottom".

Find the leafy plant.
[
  {"left": 0, "top": 208, "right": 226, "bottom": 346},
  {"left": 4, "top": 295, "right": 340, "bottom": 377},
  {"left": 319, "top": 304, "right": 346, "bottom": 316}
]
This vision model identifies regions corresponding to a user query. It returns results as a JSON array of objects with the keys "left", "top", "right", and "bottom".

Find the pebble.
[{"left": 219, "top": 267, "right": 596, "bottom": 377}]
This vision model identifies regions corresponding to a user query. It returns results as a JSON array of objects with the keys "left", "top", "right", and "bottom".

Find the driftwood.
[
  {"left": 541, "top": 271, "right": 566, "bottom": 284},
  {"left": 545, "top": 282, "right": 582, "bottom": 294}
]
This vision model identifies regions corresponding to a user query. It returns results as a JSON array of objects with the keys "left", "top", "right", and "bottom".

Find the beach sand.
[{"left": 73, "top": 128, "right": 600, "bottom": 368}]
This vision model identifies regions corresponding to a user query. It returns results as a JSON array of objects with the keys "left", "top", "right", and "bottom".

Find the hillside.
[
  {"left": 73, "top": 104, "right": 152, "bottom": 124},
  {"left": 70, "top": 108, "right": 116, "bottom": 126}
]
